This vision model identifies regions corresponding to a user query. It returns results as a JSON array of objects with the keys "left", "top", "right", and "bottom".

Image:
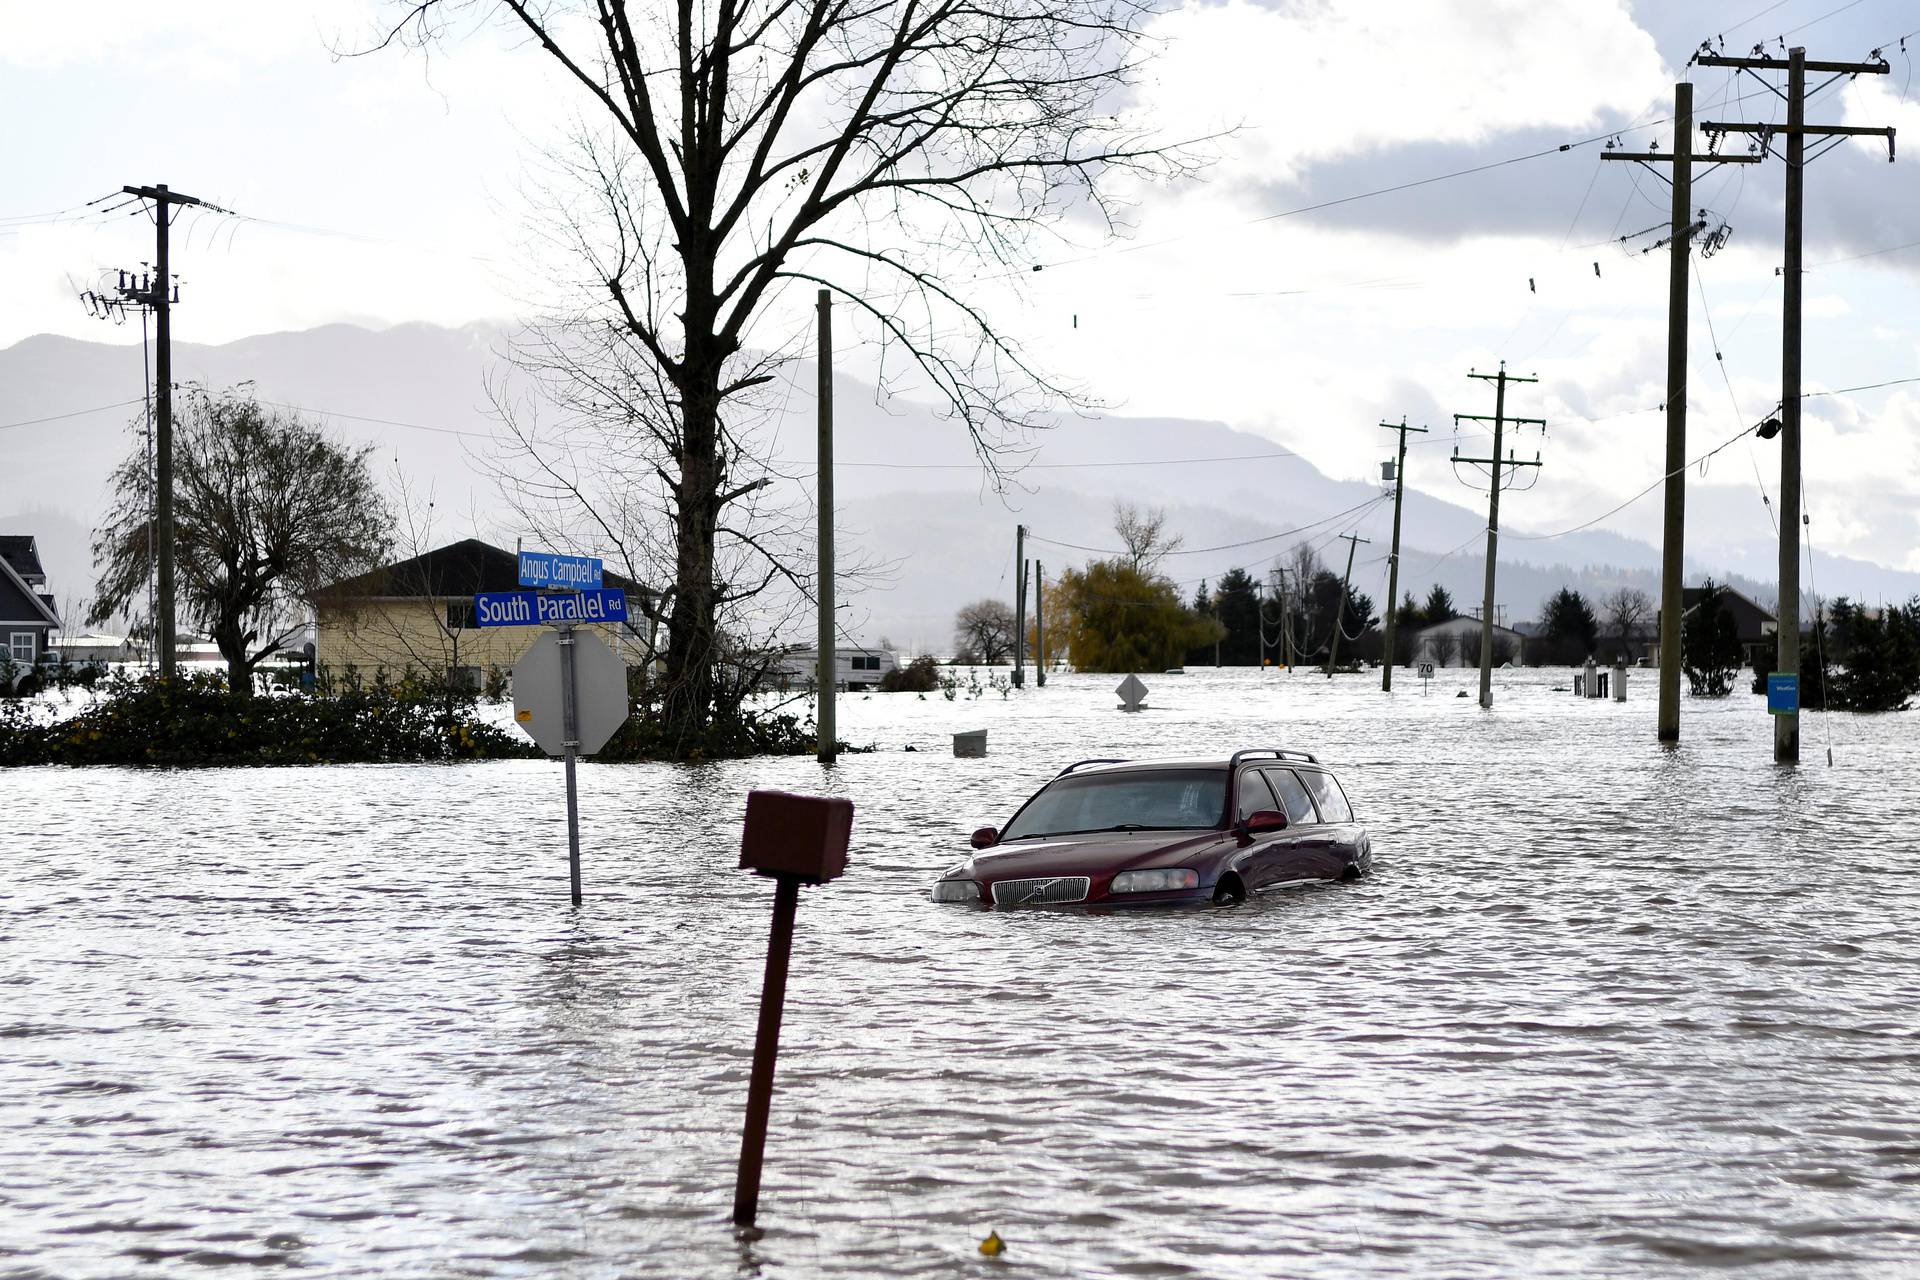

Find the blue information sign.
[
  {"left": 1767, "top": 672, "right": 1799, "bottom": 715},
  {"left": 474, "top": 588, "right": 628, "bottom": 628},
  {"left": 517, "top": 549, "right": 603, "bottom": 590}
]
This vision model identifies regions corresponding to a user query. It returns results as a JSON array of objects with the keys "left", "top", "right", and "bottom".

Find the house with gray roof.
[{"left": 0, "top": 535, "right": 62, "bottom": 672}]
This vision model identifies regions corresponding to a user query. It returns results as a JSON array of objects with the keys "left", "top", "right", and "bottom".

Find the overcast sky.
[{"left": 3, "top": 0, "right": 1917, "bottom": 574}]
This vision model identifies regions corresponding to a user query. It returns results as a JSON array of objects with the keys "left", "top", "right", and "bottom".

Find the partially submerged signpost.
[
  {"left": 476, "top": 549, "right": 630, "bottom": 904},
  {"left": 733, "top": 789, "right": 853, "bottom": 1229}
]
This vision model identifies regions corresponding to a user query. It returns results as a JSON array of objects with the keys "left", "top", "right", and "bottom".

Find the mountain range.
[{"left": 4, "top": 321, "right": 1916, "bottom": 653}]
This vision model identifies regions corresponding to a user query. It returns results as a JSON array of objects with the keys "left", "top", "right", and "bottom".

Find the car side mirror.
[
  {"left": 1243, "top": 810, "right": 1288, "bottom": 835},
  {"left": 970, "top": 826, "right": 999, "bottom": 849}
]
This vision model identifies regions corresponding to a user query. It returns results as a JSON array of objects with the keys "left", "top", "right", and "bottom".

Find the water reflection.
[{"left": 3, "top": 668, "right": 1916, "bottom": 1277}]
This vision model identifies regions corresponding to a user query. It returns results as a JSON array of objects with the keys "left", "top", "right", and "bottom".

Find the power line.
[
  {"left": 1028, "top": 493, "right": 1390, "bottom": 559},
  {"left": 0, "top": 398, "right": 145, "bottom": 432},
  {"left": 1506, "top": 416, "right": 1772, "bottom": 542}
]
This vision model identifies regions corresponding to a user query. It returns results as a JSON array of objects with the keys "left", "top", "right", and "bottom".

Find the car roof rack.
[
  {"left": 1228, "top": 748, "right": 1319, "bottom": 769},
  {"left": 1057, "top": 757, "right": 1130, "bottom": 777}
]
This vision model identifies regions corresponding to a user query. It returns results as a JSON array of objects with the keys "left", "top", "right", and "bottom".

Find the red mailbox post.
[{"left": 732, "top": 790, "right": 853, "bottom": 1229}]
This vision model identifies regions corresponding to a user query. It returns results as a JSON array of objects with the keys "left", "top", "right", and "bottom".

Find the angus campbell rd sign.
[{"left": 517, "top": 549, "right": 603, "bottom": 590}]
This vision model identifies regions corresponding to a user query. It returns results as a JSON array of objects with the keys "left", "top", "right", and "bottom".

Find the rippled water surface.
[{"left": 5, "top": 668, "right": 1919, "bottom": 1278}]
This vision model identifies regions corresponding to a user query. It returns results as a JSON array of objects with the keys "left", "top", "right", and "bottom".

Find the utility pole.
[
  {"left": 79, "top": 266, "right": 168, "bottom": 669},
  {"left": 1452, "top": 364, "right": 1544, "bottom": 709},
  {"left": 118, "top": 184, "right": 220, "bottom": 679},
  {"left": 1698, "top": 46, "right": 1894, "bottom": 763},
  {"left": 1378, "top": 417, "right": 1427, "bottom": 691},
  {"left": 1324, "top": 533, "right": 1371, "bottom": 677},
  {"left": 1012, "top": 526, "right": 1027, "bottom": 687},
  {"left": 1602, "top": 83, "right": 1761, "bottom": 744},
  {"left": 1034, "top": 561, "right": 1046, "bottom": 686},
  {"left": 815, "top": 290, "right": 836, "bottom": 764}
]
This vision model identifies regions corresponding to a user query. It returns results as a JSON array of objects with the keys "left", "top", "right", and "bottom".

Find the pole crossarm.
[
  {"left": 1450, "top": 455, "right": 1542, "bottom": 468},
  {"left": 1695, "top": 54, "right": 1889, "bottom": 74},
  {"left": 1454, "top": 414, "right": 1545, "bottom": 426},
  {"left": 1467, "top": 371, "right": 1536, "bottom": 384},
  {"left": 1379, "top": 419, "right": 1429, "bottom": 435},
  {"left": 1604, "top": 151, "right": 1763, "bottom": 165},
  {"left": 1703, "top": 122, "right": 1893, "bottom": 138},
  {"left": 121, "top": 185, "right": 231, "bottom": 214}
]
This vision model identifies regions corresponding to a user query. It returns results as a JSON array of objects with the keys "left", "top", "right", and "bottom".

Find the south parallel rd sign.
[{"left": 473, "top": 588, "right": 628, "bottom": 628}]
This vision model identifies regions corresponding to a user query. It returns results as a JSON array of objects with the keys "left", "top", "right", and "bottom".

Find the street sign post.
[
  {"left": 475, "top": 587, "right": 627, "bottom": 629},
  {"left": 1417, "top": 661, "right": 1435, "bottom": 695},
  {"left": 732, "top": 790, "right": 853, "bottom": 1229},
  {"left": 511, "top": 627, "right": 631, "bottom": 903},
  {"left": 517, "top": 549, "right": 603, "bottom": 590}
]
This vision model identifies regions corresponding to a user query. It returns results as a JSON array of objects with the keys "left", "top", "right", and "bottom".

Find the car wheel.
[{"left": 1212, "top": 873, "right": 1246, "bottom": 905}]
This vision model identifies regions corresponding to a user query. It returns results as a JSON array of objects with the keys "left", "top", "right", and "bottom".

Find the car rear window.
[
  {"left": 1261, "top": 768, "right": 1318, "bottom": 826},
  {"left": 1301, "top": 770, "right": 1354, "bottom": 823},
  {"left": 1002, "top": 768, "right": 1227, "bottom": 840}
]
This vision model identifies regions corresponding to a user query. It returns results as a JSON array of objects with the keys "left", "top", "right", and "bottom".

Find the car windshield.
[{"left": 1000, "top": 768, "right": 1227, "bottom": 840}]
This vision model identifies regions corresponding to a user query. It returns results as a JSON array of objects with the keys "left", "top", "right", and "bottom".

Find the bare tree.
[
  {"left": 1430, "top": 629, "right": 1459, "bottom": 668},
  {"left": 89, "top": 386, "right": 390, "bottom": 697},
  {"left": 953, "top": 598, "right": 1016, "bottom": 664},
  {"left": 365, "top": 0, "right": 1196, "bottom": 744},
  {"left": 1113, "top": 500, "right": 1184, "bottom": 572},
  {"left": 1602, "top": 587, "right": 1654, "bottom": 662}
]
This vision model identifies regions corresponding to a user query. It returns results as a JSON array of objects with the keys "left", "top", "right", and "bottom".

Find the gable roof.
[
  {"left": 0, "top": 536, "right": 46, "bottom": 586},
  {"left": 314, "top": 538, "right": 642, "bottom": 600},
  {"left": 1413, "top": 616, "right": 1524, "bottom": 641},
  {"left": 0, "top": 553, "right": 60, "bottom": 627},
  {"left": 1681, "top": 584, "right": 1775, "bottom": 640}
]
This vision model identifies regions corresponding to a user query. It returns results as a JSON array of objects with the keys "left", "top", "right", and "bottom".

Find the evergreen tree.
[
  {"left": 1423, "top": 584, "right": 1457, "bottom": 622},
  {"left": 1681, "top": 579, "right": 1744, "bottom": 697},
  {"left": 1541, "top": 587, "right": 1600, "bottom": 665},
  {"left": 1214, "top": 568, "right": 1263, "bottom": 665}
]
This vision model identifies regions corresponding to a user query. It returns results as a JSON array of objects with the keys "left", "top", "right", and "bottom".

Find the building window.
[
  {"left": 850, "top": 654, "right": 879, "bottom": 671},
  {"left": 8, "top": 632, "right": 33, "bottom": 662},
  {"left": 446, "top": 601, "right": 477, "bottom": 630}
]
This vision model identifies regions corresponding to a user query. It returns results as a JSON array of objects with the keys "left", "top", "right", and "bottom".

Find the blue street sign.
[
  {"left": 474, "top": 588, "right": 628, "bottom": 628},
  {"left": 1767, "top": 672, "right": 1799, "bottom": 715},
  {"left": 517, "top": 549, "right": 604, "bottom": 590}
]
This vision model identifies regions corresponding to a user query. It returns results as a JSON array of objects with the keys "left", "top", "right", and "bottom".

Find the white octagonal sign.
[{"left": 513, "top": 630, "right": 631, "bottom": 756}]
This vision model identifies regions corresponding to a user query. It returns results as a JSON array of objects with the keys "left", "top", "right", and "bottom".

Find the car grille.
[{"left": 990, "top": 876, "right": 1091, "bottom": 906}]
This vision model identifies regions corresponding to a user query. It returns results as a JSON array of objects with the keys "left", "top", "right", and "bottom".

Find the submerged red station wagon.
[{"left": 931, "top": 749, "right": 1373, "bottom": 908}]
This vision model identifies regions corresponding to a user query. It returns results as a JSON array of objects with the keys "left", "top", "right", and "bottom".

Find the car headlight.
[
  {"left": 1109, "top": 868, "right": 1199, "bottom": 893},
  {"left": 931, "top": 878, "right": 981, "bottom": 903}
]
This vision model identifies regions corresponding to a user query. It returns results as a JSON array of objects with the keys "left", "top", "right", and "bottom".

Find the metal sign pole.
[
  {"left": 733, "top": 872, "right": 799, "bottom": 1228},
  {"left": 557, "top": 621, "right": 583, "bottom": 905}
]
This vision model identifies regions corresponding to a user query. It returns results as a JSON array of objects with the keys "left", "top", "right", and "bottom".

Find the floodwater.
[{"left": 4, "top": 667, "right": 1919, "bottom": 1278}]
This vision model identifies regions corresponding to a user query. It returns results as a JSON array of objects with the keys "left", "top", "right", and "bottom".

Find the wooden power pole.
[
  {"left": 121, "top": 184, "right": 219, "bottom": 678},
  {"left": 1033, "top": 561, "right": 1046, "bottom": 686},
  {"left": 1378, "top": 417, "right": 1427, "bottom": 690},
  {"left": 1602, "top": 83, "right": 1761, "bottom": 744},
  {"left": 1012, "top": 526, "right": 1027, "bottom": 688},
  {"left": 815, "top": 290, "right": 836, "bottom": 763},
  {"left": 1324, "top": 532, "right": 1370, "bottom": 677},
  {"left": 1697, "top": 45, "right": 1894, "bottom": 764},
  {"left": 1452, "top": 364, "right": 1544, "bottom": 709}
]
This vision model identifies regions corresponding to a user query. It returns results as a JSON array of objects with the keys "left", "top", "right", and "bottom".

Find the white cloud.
[{"left": 1140, "top": 0, "right": 1670, "bottom": 183}]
